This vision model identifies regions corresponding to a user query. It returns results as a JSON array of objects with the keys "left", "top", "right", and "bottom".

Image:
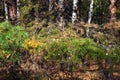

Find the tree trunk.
[
  {"left": 58, "top": 0, "right": 64, "bottom": 30},
  {"left": 88, "top": 0, "right": 94, "bottom": 24},
  {"left": 72, "top": 0, "right": 78, "bottom": 24},
  {"left": 4, "top": 0, "right": 8, "bottom": 20},
  {"left": 16, "top": 0, "right": 20, "bottom": 19},
  {"left": 49, "top": 0, "right": 52, "bottom": 11},
  {"left": 109, "top": 0, "right": 116, "bottom": 22},
  {"left": 49, "top": 0, "right": 53, "bottom": 23},
  {"left": 86, "top": 0, "right": 94, "bottom": 37},
  {"left": 109, "top": 0, "right": 117, "bottom": 35}
]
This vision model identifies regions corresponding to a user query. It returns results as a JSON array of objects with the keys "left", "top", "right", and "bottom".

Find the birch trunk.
[
  {"left": 86, "top": 0, "right": 94, "bottom": 37},
  {"left": 16, "top": 0, "right": 20, "bottom": 19},
  {"left": 72, "top": 0, "right": 78, "bottom": 24},
  {"left": 88, "top": 0, "right": 94, "bottom": 24},
  {"left": 58, "top": 0, "right": 64, "bottom": 29},
  {"left": 4, "top": 0, "right": 8, "bottom": 20}
]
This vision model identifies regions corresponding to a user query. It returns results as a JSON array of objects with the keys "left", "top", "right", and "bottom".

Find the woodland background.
[{"left": 0, "top": 0, "right": 120, "bottom": 80}]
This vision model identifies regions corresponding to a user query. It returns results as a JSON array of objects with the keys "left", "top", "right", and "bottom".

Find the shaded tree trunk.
[
  {"left": 109, "top": 0, "right": 116, "bottom": 22},
  {"left": 86, "top": 0, "right": 94, "bottom": 37},
  {"left": 49, "top": 0, "right": 53, "bottom": 22},
  {"left": 88, "top": 0, "right": 94, "bottom": 24},
  {"left": 49, "top": 0, "right": 52, "bottom": 11},
  {"left": 72, "top": 0, "right": 78, "bottom": 24},
  {"left": 9, "top": 6, "right": 16, "bottom": 20},
  {"left": 58, "top": 0, "right": 64, "bottom": 30},
  {"left": 16, "top": 0, "right": 20, "bottom": 19},
  {"left": 4, "top": 0, "right": 8, "bottom": 20},
  {"left": 109, "top": 0, "right": 117, "bottom": 35}
]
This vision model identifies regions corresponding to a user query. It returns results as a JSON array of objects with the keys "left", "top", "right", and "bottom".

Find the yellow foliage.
[{"left": 24, "top": 37, "right": 43, "bottom": 53}]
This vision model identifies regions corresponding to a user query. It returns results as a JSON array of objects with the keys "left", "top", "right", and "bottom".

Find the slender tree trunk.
[
  {"left": 86, "top": 0, "right": 94, "bottom": 37},
  {"left": 109, "top": 0, "right": 116, "bottom": 22},
  {"left": 49, "top": 0, "right": 53, "bottom": 23},
  {"left": 88, "top": 0, "right": 94, "bottom": 24},
  {"left": 16, "top": 0, "right": 20, "bottom": 19},
  {"left": 58, "top": 0, "right": 64, "bottom": 30},
  {"left": 4, "top": 0, "right": 8, "bottom": 20},
  {"left": 72, "top": 0, "right": 78, "bottom": 24},
  {"left": 49, "top": 0, "right": 52, "bottom": 11},
  {"left": 109, "top": 0, "right": 117, "bottom": 35}
]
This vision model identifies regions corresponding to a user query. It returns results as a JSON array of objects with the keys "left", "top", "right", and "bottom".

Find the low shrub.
[
  {"left": 0, "top": 21, "right": 29, "bottom": 62},
  {"left": 24, "top": 36, "right": 44, "bottom": 54},
  {"left": 45, "top": 38, "right": 68, "bottom": 61},
  {"left": 45, "top": 37, "right": 106, "bottom": 64},
  {"left": 108, "top": 46, "right": 120, "bottom": 64}
]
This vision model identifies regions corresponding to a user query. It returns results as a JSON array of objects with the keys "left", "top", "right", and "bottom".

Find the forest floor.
[{"left": 1, "top": 53, "right": 120, "bottom": 80}]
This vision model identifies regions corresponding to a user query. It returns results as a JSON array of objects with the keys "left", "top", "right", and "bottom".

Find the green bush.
[
  {"left": 45, "top": 37, "right": 106, "bottom": 63},
  {"left": 68, "top": 38, "right": 106, "bottom": 62},
  {"left": 0, "top": 21, "right": 29, "bottom": 62},
  {"left": 45, "top": 38, "right": 68, "bottom": 61},
  {"left": 108, "top": 46, "right": 120, "bottom": 63}
]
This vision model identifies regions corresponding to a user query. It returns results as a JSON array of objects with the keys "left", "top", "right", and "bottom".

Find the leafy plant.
[
  {"left": 45, "top": 37, "right": 106, "bottom": 64},
  {"left": 24, "top": 36, "right": 44, "bottom": 54},
  {"left": 45, "top": 38, "right": 68, "bottom": 61},
  {"left": 68, "top": 38, "right": 106, "bottom": 63},
  {"left": 108, "top": 46, "right": 120, "bottom": 63},
  {"left": 0, "top": 21, "right": 29, "bottom": 62}
]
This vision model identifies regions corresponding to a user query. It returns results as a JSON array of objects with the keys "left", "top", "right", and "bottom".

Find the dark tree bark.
[
  {"left": 109, "top": 0, "right": 117, "bottom": 22},
  {"left": 109, "top": 0, "right": 117, "bottom": 35},
  {"left": 9, "top": 6, "right": 16, "bottom": 20}
]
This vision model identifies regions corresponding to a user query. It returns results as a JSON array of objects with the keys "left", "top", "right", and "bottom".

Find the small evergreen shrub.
[
  {"left": 45, "top": 38, "right": 68, "bottom": 61},
  {"left": 108, "top": 46, "right": 120, "bottom": 63},
  {"left": 45, "top": 37, "right": 106, "bottom": 63},
  {"left": 0, "top": 21, "right": 29, "bottom": 62}
]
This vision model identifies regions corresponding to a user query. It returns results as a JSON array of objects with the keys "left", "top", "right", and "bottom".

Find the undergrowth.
[
  {"left": 0, "top": 21, "right": 120, "bottom": 66},
  {"left": 0, "top": 21, "right": 29, "bottom": 62}
]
